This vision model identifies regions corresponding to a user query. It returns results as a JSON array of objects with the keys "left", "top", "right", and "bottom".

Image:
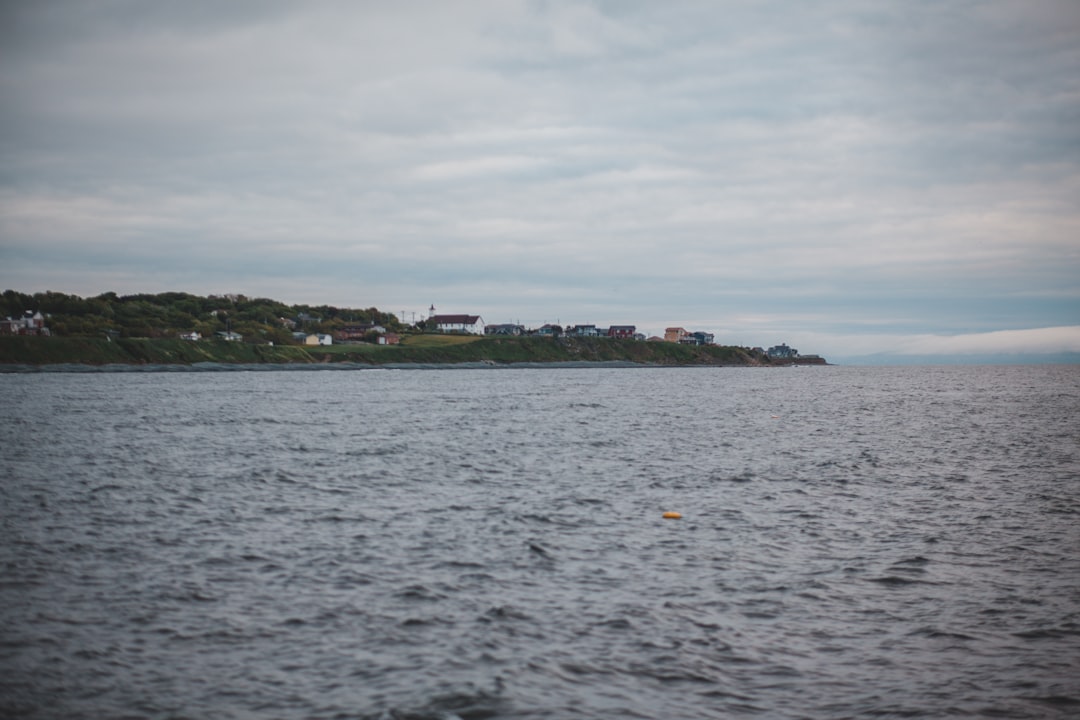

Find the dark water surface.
[{"left": 2, "top": 365, "right": 1079, "bottom": 719}]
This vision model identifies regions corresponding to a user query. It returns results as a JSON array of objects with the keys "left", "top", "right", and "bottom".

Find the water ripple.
[{"left": 2, "top": 365, "right": 1079, "bottom": 719}]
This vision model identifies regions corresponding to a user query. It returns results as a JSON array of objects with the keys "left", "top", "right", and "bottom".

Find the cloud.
[
  {"left": 0, "top": 1, "right": 1078, "bottom": 360},
  {"left": 900, "top": 326, "right": 1080, "bottom": 355},
  {"left": 410, "top": 155, "right": 550, "bottom": 181}
]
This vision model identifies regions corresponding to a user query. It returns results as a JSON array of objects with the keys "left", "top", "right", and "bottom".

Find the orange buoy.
[{"left": 662, "top": 511, "right": 682, "bottom": 519}]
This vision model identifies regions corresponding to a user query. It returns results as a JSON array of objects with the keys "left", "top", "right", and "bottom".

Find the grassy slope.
[
  {"left": 0, "top": 337, "right": 314, "bottom": 365},
  {"left": 0, "top": 334, "right": 772, "bottom": 366}
]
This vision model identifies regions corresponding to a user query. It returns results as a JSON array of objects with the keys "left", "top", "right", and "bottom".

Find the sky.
[{"left": 1, "top": 0, "right": 1078, "bottom": 362}]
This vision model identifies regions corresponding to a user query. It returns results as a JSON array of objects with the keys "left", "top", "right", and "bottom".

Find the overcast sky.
[{"left": 2, "top": 0, "right": 1078, "bottom": 360}]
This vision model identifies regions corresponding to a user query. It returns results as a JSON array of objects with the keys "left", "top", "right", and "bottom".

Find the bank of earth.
[{"left": 0, "top": 335, "right": 821, "bottom": 367}]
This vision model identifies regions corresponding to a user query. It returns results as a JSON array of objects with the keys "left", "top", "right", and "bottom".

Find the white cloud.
[
  {"left": 0, "top": 1, "right": 1077, "bottom": 354},
  {"left": 900, "top": 326, "right": 1080, "bottom": 355},
  {"left": 410, "top": 155, "right": 549, "bottom": 181}
]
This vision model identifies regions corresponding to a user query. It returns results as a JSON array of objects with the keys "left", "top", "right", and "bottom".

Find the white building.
[
  {"left": 0, "top": 310, "right": 50, "bottom": 336},
  {"left": 428, "top": 314, "right": 485, "bottom": 335}
]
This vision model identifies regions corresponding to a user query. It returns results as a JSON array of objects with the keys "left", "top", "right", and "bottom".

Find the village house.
[
  {"left": 428, "top": 313, "right": 485, "bottom": 335},
  {"left": 304, "top": 333, "right": 333, "bottom": 346},
  {"left": 0, "top": 310, "right": 50, "bottom": 336},
  {"left": 665, "top": 327, "right": 714, "bottom": 345},
  {"left": 608, "top": 325, "right": 636, "bottom": 339},
  {"left": 679, "top": 331, "right": 715, "bottom": 346},
  {"left": 767, "top": 343, "right": 798, "bottom": 358},
  {"left": 566, "top": 324, "right": 601, "bottom": 337},
  {"left": 665, "top": 327, "right": 688, "bottom": 343},
  {"left": 336, "top": 324, "right": 386, "bottom": 341},
  {"left": 377, "top": 332, "right": 400, "bottom": 345},
  {"left": 485, "top": 323, "right": 525, "bottom": 336},
  {"left": 534, "top": 323, "right": 562, "bottom": 337}
]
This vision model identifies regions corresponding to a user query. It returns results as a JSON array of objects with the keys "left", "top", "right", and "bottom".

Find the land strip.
[{"left": 0, "top": 335, "right": 796, "bottom": 367}]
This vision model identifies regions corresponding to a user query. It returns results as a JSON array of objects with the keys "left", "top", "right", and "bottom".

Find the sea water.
[{"left": 1, "top": 365, "right": 1078, "bottom": 719}]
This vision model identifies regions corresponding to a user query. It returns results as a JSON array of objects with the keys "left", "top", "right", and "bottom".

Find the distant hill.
[
  {"left": 1, "top": 289, "right": 402, "bottom": 344},
  {"left": 1, "top": 289, "right": 828, "bottom": 368},
  {"left": 831, "top": 353, "right": 1080, "bottom": 366}
]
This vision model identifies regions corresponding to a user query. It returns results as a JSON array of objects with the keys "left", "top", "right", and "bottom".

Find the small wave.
[
  {"left": 527, "top": 542, "right": 551, "bottom": 557},
  {"left": 362, "top": 688, "right": 507, "bottom": 720},
  {"left": 89, "top": 483, "right": 125, "bottom": 493},
  {"left": 304, "top": 514, "right": 372, "bottom": 524},
  {"left": 346, "top": 445, "right": 403, "bottom": 457},
  {"left": 480, "top": 605, "right": 531, "bottom": 622},
  {"left": 1013, "top": 627, "right": 1079, "bottom": 640},
  {"left": 908, "top": 626, "right": 977, "bottom": 641},
  {"left": 867, "top": 575, "right": 939, "bottom": 587},
  {"left": 1022, "top": 695, "right": 1080, "bottom": 707},
  {"left": 159, "top": 585, "right": 220, "bottom": 603},
  {"left": 394, "top": 584, "right": 446, "bottom": 602},
  {"left": 887, "top": 557, "right": 931, "bottom": 575},
  {"left": 515, "top": 512, "right": 577, "bottom": 527},
  {"left": 399, "top": 616, "right": 454, "bottom": 628},
  {"left": 433, "top": 560, "right": 486, "bottom": 570}
]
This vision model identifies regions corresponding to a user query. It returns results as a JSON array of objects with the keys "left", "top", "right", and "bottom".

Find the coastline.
[
  {"left": 0, "top": 360, "right": 657, "bottom": 373},
  {"left": 0, "top": 336, "right": 825, "bottom": 370}
]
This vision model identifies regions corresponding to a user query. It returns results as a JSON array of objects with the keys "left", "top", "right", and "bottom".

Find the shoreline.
[
  {"left": 2, "top": 336, "right": 820, "bottom": 369},
  {"left": 0, "top": 360, "right": 820, "bottom": 373}
]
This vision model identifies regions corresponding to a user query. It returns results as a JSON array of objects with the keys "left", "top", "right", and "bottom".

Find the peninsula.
[{"left": 0, "top": 290, "right": 826, "bottom": 368}]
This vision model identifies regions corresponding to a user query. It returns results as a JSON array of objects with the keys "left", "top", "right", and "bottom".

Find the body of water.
[{"left": 2, "top": 365, "right": 1079, "bottom": 719}]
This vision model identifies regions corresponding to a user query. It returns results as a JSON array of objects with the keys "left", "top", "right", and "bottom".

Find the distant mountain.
[{"left": 829, "top": 352, "right": 1080, "bottom": 366}]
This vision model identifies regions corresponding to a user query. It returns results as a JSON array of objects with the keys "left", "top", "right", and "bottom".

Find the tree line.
[{"left": 1, "top": 290, "right": 403, "bottom": 344}]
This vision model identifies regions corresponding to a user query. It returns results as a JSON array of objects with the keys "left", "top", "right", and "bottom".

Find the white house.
[
  {"left": 428, "top": 314, "right": 485, "bottom": 335},
  {"left": 305, "top": 333, "right": 333, "bottom": 346},
  {"left": 0, "top": 310, "right": 50, "bottom": 336}
]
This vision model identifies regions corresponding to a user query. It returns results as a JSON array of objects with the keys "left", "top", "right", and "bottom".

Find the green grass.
[
  {"left": 0, "top": 336, "right": 314, "bottom": 365},
  {"left": 399, "top": 334, "right": 485, "bottom": 347},
  {"left": 303, "top": 342, "right": 386, "bottom": 354},
  {"left": 1, "top": 334, "right": 777, "bottom": 367}
]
